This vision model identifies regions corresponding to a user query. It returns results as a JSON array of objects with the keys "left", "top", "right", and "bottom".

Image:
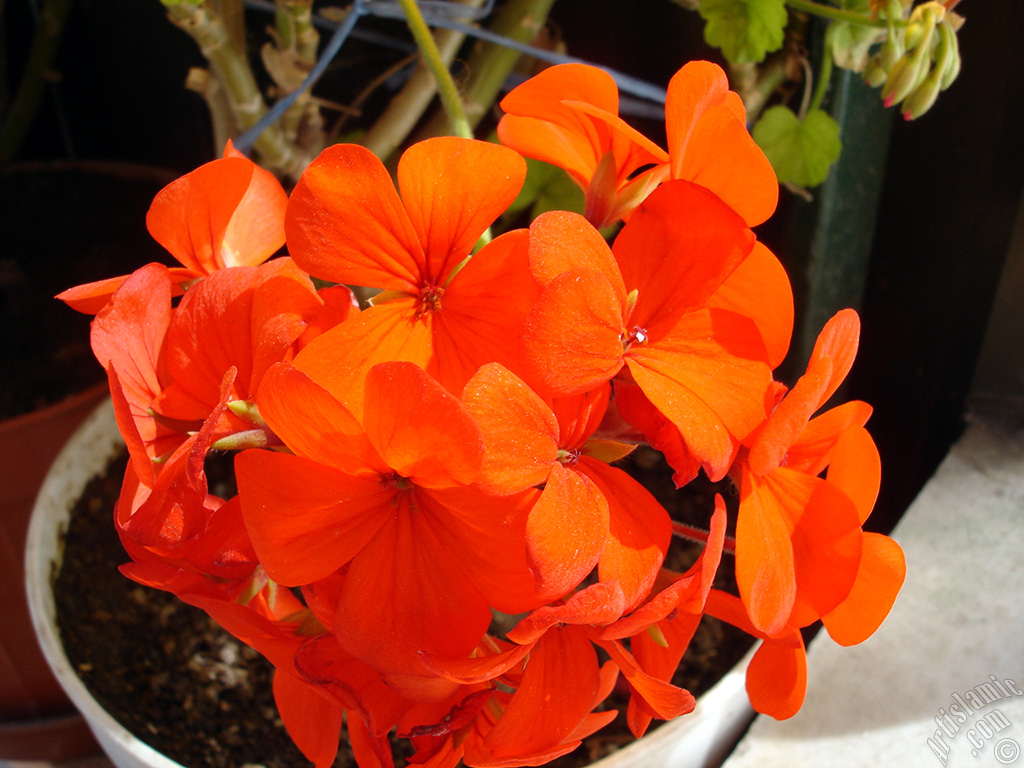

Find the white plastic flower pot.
[
  {"left": 25, "top": 397, "right": 756, "bottom": 768},
  {"left": 25, "top": 399, "right": 185, "bottom": 768}
]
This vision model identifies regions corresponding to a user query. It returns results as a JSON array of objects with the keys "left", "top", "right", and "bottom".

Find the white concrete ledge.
[{"left": 723, "top": 415, "right": 1024, "bottom": 768}]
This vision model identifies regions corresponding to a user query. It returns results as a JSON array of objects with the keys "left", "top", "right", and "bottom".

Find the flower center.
[
  {"left": 620, "top": 325, "right": 649, "bottom": 352},
  {"left": 557, "top": 448, "right": 581, "bottom": 467},
  {"left": 414, "top": 283, "right": 444, "bottom": 319},
  {"left": 380, "top": 471, "right": 411, "bottom": 491}
]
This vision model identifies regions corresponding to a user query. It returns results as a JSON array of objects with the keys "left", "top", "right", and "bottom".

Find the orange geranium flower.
[
  {"left": 236, "top": 360, "right": 541, "bottom": 677},
  {"left": 283, "top": 137, "right": 538, "bottom": 414},
  {"left": 732, "top": 309, "right": 904, "bottom": 637},
  {"left": 463, "top": 363, "right": 671, "bottom": 611},
  {"left": 519, "top": 181, "right": 773, "bottom": 481},
  {"left": 497, "top": 61, "right": 777, "bottom": 228},
  {"left": 58, "top": 142, "right": 287, "bottom": 313}
]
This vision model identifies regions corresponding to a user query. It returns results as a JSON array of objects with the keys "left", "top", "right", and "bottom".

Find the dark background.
[{"left": 3, "top": 0, "right": 1022, "bottom": 533}]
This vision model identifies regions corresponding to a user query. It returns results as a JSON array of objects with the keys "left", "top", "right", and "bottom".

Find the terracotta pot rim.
[
  {"left": 0, "top": 381, "right": 110, "bottom": 435},
  {"left": 0, "top": 707, "right": 98, "bottom": 762}
]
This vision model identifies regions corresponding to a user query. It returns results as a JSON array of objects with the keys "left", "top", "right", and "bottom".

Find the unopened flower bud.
[
  {"left": 938, "top": 21, "right": 961, "bottom": 91},
  {"left": 902, "top": 19, "right": 958, "bottom": 120},
  {"left": 880, "top": 0, "right": 906, "bottom": 69},
  {"left": 900, "top": 67, "right": 942, "bottom": 120},
  {"left": 864, "top": 56, "right": 889, "bottom": 88},
  {"left": 882, "top": 6, "right": 939, "bottom": 108}
]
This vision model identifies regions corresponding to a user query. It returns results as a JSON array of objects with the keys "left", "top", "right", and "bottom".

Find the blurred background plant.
[{"left": 0, "top": 0, "right": 968, "bottom": 190}]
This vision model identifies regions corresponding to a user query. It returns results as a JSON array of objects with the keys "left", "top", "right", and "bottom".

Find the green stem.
[
  {"left": 735, "top": 59, "right": 789, "bottom": 124},
  {"left": 414, "top": 0, "right": 556, "bottom": 140},
  {"left": 361, "top": 0, "right": 484, "bottom": 161},
  {"left": 785, "top": 0, "right": 896, "bottom": 27},
  {"left": 166, "top": 1, "right": 308, "bottom": 177},
  {"left": 0, "top": 0, "right": 74, "bottom": 166},
  {"left": 273, "top": 0, "right": 324, "bottom": 151},
  {"left": 394, "top": 0, "right": 473, "bottom": 139},
  {"left": 808, "top": 41, "right": 834, "bottom": 113}
]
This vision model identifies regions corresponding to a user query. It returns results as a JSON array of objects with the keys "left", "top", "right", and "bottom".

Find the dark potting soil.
[{"left": 55, "top": 447, "right": 752, "bottom": 768}]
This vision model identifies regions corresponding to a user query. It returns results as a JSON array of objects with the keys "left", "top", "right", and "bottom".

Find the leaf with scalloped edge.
[
  {"left": 752, "top": 106, "right": 843, "bottom": 189},
  {"left": 699, "top": 0, "right": 788, "bottom": 65}
]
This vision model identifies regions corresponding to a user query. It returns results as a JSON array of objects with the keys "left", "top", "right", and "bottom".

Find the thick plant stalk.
[
  {"left": 0, "top": 0, "right": 74, "bottom": 165},
  {"left": 361, "top": 0, "right": 486, "bottom": 161},
  {"left": 414, "top": 0, "right": 557, "bottom": 141},
  {"left": 166, "top": 1, "right": 308, "bottom": 177},
  {"left": 271, "top": 0, "right": 324, "bottom": 151}
]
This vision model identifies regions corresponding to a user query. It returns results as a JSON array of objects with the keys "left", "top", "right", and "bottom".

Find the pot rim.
[{"left": 25, "top": 398, "right": 186, "bottom": 768}]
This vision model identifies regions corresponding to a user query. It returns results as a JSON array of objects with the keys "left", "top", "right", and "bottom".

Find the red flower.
[
  {"left": 58, "top": 142, "right": 287, "bottom": 313},
  {"left": 497, "top": 61, "right": 777, "bottom": 228},
  {"left": 283, "top": 137, "right": 537, "bottom": 412},
  {"left": 519, "top": 181, "right": 773, "bottom": 481},
  {"left": 733, "top": 310, "right": 904, "bottom": 636},
  {"left": 464, "top": 363, "right": 671, "bottom": 611},
  {"left": 236, "top": 361, "right": 541, "bottom": 676}
]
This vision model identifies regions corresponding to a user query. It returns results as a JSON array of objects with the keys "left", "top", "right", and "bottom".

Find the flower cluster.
[{"left": 60, "top": 61, "right": 905, "bottom": 767}]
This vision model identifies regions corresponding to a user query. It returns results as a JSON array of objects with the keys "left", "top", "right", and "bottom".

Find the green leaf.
[
  {"left": 752, "top": 106, "right": 843, "bottom": 188},
  {"left": 699, "top": 0, "right": 788, "bottom": 65}
]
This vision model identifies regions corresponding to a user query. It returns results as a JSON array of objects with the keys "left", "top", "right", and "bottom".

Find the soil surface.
[{"left": 55, "top": 447, "right": 752, "bottom": 768}]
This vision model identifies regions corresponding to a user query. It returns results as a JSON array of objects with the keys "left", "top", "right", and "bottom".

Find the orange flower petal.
[
  {"left": 256, "top": 361, "right": 384, "bottom": 476},
  {"left": 220, "top": 143, "right": 288, "bottom": 269},
  {"left": 520, "top": 269, "right": 625, "bottom": 397},
  {"left": 746, "top": 630, "right": 807, "bottom": 719},
  {"left": 506, "top": 581, "right": 627, "bottom": 645},
  {"left": 292, "top": 298, "right": 432, "bottom": 420},
  {"left": 822, "top": 532, "right": 906, "bottom": 646},
  {"left": 582, "top": 458, "right": 672, "bottom": 611},
  {"left": 397, "top": 137, "right": 525, "bottom": 283},
  {"left": 146, "top": 156, "right": 260, "bottom": 274},
  {"left": 781, "top": 400, "right": 872, "bottom": 477},
  {"left": 526, "top": 463, "right": 609, "bottom": 601},
  {"left": 613, "top": 180, "right": 756, "bottom": 331},
  {"left": 527, "top": 210, "right": 625, "bottom": 293},
  {"left": 826, "top": 425, "right": 881, "bottom": 525},
  {"left": 363, "top": 361, "right": 483, "bottom": 488},
  {"left": 625, "top": 309, "right": 772, "bottom": 479},
  {"left": 285, "top": 143, "right": 423, "bottom": 290},
  {"left": 462, "top": 363, "right": 559, "bottom": 494},
  {"left": 272, "top": 672, "right": 345, "bottom": 768},
  {"left": 498, "top": 64, "right": 622, "bottom": 185},
  {"left": 810, "top": 309, "right": 861, "bottom": 407},
  {"left": 707, "top": 241, "right": 793, "bottom": 370},
  {"left": 432, "top": 228, "right": 540, "bottom": 393},
  {"left": 747, "top": 354, "right": 834, "bottom": 476},
  {"left": 483, "top": 627, "right": 601, "bottom": 758},
  {"left": 601, "top": 639, "right": 695, "bottom": 726},
  {"left": 420, "top": 486, "right": 541, "bottom": 615},
  {"left": 735, "top": 470, "right": 797, "bottom": 636},
  {"left": 235, "top": 449, "right": 393, "bottom": 586},
  {"left": 666, "top": 61, "right": 777, "bottom": 226},
  {"left": 778, "top": 472, "right": 863, "bottom": 628},
  {"left": 333, "top": 502, "right": 493, "bottom": 675}
]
